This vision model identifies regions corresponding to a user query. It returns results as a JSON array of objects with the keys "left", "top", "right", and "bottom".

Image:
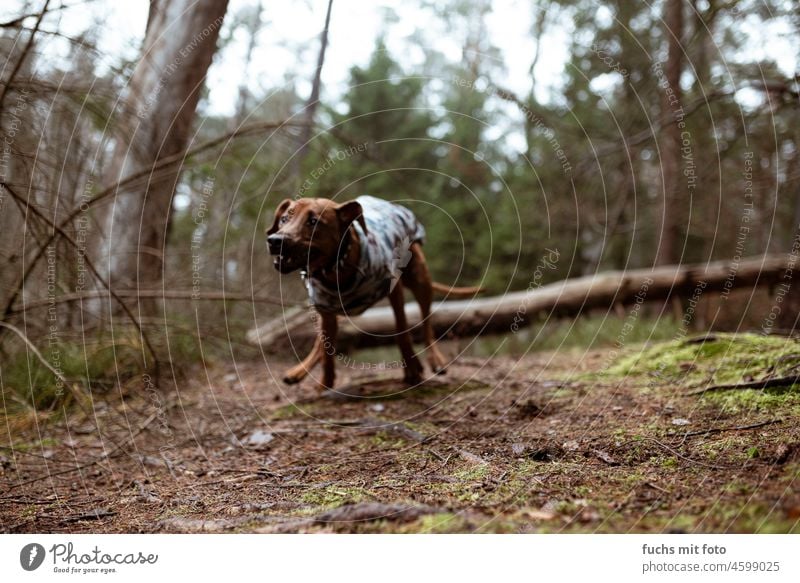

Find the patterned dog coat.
[{"left": 304, "top": 196, "right": 426, "bottom": 316}]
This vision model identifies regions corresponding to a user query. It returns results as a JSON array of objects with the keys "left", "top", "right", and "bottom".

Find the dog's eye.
[
  {"left": 307, "top": 216, "right": 318, "bottom": 227},
  {"left": 279, "top": 215, "right": 289, "bottom": 225}
]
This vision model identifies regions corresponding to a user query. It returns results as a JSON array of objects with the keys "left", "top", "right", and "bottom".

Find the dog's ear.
[
  {"left": 336, "top": 200, "right": 368, "bottom": 235},
  {"left": 266, "top": 199, "right": 292, "bottom": 235}
]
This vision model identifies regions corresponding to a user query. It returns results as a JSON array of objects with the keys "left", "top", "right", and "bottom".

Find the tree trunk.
[
  {"left": 249, "top": 255, "right": 790, "bottom": 350},
  {"left": 778, "top": 220, "right": 800, "bottom": 332},
  {"left": 656, "top": 0, "right": 684, "bottom": 265},
  {"left": 295, "top": 0, "right": 333, "bottom": 167},
  {"left": 96, "top": 0, "right": 228, "bottom": 299}
]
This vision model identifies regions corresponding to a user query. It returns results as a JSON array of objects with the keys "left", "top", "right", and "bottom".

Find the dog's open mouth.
[
  {"left": 272, "top": 253, "right": 299, "bottom": 273},
  {"left": 271, "top": 246, "right": 323, "bottom": 274}
]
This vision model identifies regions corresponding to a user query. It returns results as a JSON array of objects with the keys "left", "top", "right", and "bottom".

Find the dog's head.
[{"left": 266, "top": 197, "right": 367, "bottom": 274}]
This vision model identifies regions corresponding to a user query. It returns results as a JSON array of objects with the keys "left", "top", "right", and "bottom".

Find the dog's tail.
[{"left": 431, "top": 281, "right": 484, "bottom": 297}]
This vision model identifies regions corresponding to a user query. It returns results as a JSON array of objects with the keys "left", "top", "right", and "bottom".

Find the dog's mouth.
[
  {"left": 272, "top": 254, "right": 297, "bottom": 273},
  {"left": 269, "top": 243, "right": 324, "bottom": 274}
]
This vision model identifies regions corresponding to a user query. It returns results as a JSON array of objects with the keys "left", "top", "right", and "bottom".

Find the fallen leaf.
[{"left": 593, "top": 449, "right": 619, "bottom": 465}]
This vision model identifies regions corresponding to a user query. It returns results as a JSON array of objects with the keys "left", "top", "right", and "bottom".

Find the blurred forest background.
[{"left": 1, "top": 0, "right": 799, "bottom": 416}]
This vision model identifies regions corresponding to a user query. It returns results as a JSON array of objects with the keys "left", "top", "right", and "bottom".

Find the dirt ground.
[{"left": 2, "top": 334, "right": 800, "bottom": 534}]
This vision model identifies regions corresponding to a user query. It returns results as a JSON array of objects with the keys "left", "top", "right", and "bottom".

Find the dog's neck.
[{"left": 311, "top": 225, "right": 360, "bottom": 289}]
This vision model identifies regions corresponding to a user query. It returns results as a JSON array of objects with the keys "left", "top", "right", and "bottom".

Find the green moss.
[
  {"left": 300, "top": 486, "right": 370, "bottom": 510},
  {"left": 270, "top": 402, "right": 314, "bottom": 420},
  {"left": 701, "top": 385, "right": 800, "bottom": 414},
  {"left": 778, "top": 463, "right": 800, "bottom": 483},
  {"left": 368, "top": 432, "right": 407, "bottom": 449},
  {"left": 710, "top": 502, "right": 799, "bottom": 534},
  {"left": 452, "top": 463, "right": 490, "bottom": 482},
  {"left": 660, "top": 457, "right": 678, "bottom": 468},
  {"left": 604, "top": 333, "right": 798, "bottom": 386},
  {"left": 594, "top": 334, "right": 800, "bottom": 414},
  {"left": 403, "top": 512, "right": 470, "bottom": 533}
]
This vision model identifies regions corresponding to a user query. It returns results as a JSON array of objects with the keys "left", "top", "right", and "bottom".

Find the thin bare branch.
[
  {"left": 0, "top": 0, "right": 50, "bottom": 112},
  {"left": 8, "top": 289, "right": 297, "bottom": 314},
  {"left": 0, "top": 321, "right": 69, "bottom": 386},
  {"left": 1, "top": 119, "right": 306, "bottom": 320},
  {"left": 0, "top": 183, "right": 159, "bottom": 373}
]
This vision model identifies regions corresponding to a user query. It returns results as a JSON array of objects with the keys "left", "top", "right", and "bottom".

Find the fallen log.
[{"left": 247, "top": 254, "right": 790, "bottom": 350}]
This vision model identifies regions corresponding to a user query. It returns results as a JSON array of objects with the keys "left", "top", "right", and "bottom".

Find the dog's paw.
[
  {"left": 403, "top": 373, "right": 423, "bottom": 385},
  {"left": 403, "top": 358, "right": 424, "bottom": 385},
  {"left": 427, "top": 351, "right": 448, "bottom": 375},
  {"left": 282, "top": 368, "right": 305, "bottom": 385}
]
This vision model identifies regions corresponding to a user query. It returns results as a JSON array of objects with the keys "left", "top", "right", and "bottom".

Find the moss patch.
[
  {"left": 300, "top": 486, "right": 371, "bottom": 510},
  {"left": 603, "top": 333, "right": 799, "bottom": 386}
]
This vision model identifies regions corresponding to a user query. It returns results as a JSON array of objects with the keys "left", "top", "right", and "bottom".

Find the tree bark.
[
  {"left": 656, "top": 0, "right": 684, "bottom": 266},
  {"left": 248, "top": 255, "right": 790, "bottom": 350},
  {"left": 96, "top": 0, "right": 228, "bottom": 297},
  {"left": 295, "top": 0, "right": 333, "bottom": 167}
]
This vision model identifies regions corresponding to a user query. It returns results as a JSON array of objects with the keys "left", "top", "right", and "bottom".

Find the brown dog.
[{"left": 266, "top": 195, "right": 480, "bottom": 391}]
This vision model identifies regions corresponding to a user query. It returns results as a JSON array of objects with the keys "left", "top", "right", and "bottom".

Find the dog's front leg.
[
  {"left": 283, "top": 333, "right": 322, "bottom": 385},
  {"left": 316, "top": 311, "right": 338, "bottom": 392},
  {"left": 388, "top": 282, "right": 423, "bottom": 385}
]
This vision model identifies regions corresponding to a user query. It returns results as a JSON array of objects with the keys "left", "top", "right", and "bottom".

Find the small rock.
[
  {"left": 245, "top": 429, "right": 274, "bottom": 447},
  {"left": 511, "top": 442, "right": 526, "bottom": 456},
  {"left": 137, "top": 454, "right": 173, "bottom": 469},
  {"left": 671, "top": 418, "right": 690, "bottom": 426},
  {"left": 369, "top": 403, "right": 385, "bottom": 413},
  {"left": 562, "top": 439, "right": 580, "bottom": 451}
]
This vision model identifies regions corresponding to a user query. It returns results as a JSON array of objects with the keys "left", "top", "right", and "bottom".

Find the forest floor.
[{"left": 2, "top": 332, "right": 800, "bottom": 533}]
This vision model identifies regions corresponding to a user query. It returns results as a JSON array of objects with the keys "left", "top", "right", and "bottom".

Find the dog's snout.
[{"left": 267, "top": 234, "right": 284, "bottom": 254}]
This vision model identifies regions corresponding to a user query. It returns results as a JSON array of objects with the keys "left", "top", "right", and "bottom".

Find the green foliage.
[{"left": 0, "top": 339, "right": 140, "bottom": 429}]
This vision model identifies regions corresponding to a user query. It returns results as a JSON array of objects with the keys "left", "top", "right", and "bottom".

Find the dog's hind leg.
[
  {"left": 401, "top": 243, "right": 448, "bottom": 375},
  {"left": 317, "top": 311, "right": 338, "bottom": 391},
  {"left": 388, "top": 281, "right": 424, "bottom": 384}
]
